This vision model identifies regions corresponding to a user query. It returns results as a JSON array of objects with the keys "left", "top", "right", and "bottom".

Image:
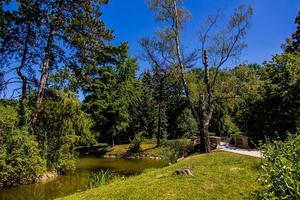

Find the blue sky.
[
  {"left": 101, "top": 0, "right": 300, "bottom": 72},
  {"left": 2, "top": 0, "right": 299, "bottom": 98}
]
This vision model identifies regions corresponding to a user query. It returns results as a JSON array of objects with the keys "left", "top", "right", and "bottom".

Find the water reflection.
[{"left": 0, "top": 157, "right": 167, "bottom": 200}]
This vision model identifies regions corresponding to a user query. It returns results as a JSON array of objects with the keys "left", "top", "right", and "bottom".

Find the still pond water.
[{"left": 0, "top": 157, "right": 167, "bottom": 200}]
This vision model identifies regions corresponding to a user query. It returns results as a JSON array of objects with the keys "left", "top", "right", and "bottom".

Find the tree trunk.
[
  {"left": 156, "top": 81, "right": 162, "bottom": 146},
  {"left": 31, "top": 25, "right": 55, "bottom": 130},
  {"left": 173, "top": 1, "right": 199, "bottom": 122},
  {"left": 200, "top": 50, "right": 212, "bottom": 153},
  {"left": 157, "top": 104, "right": 161, "bottom": 146},
  {"left": 18, "top": 78, "right": 27, "bottom": 127},
  {"left": 16, "top": 23, "right": 30, "bottom": 127},
  {"left": 200, "top": 107, "right": 213, "bottom": 153},
  {"left": 111, "top": 135, "right": 114, "bottom": 147}
]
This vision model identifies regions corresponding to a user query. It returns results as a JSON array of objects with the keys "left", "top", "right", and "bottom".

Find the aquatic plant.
[{"left": 88, "top": 170, "right": 112, "bottom": 189}]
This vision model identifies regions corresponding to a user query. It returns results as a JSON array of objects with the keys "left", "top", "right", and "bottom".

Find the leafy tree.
[
  {"left": 138, "top": 71, "right": 157, "bottom": 139},
  {"left": 0, "top": 0, "right": 117, "bottom": 129},
  {"left": 0, "top": 129, "right": 45, "bottom": 188},
  {"left": 0, "top": 103, "right": 18, "bottom": 139},
  {"left": 140, "top": 37, "right": 172, "bottom": 145},
  {"left": 145, "top": 0, "right": 252, "bottom": 152},
  {"left": 83, "top": 57, "right": 141, "bottom": 145},
  {"left": 240, "top": 53, "right": 300, "bottom": 141},
  {"left": 34, "top": 90, "right": 94, "bottom": 173},
  {"left": 0, "top": 104, "right": 45, "bottom": 188},
  {"left": 284, "top": 11, "right": 300, "bottom": 53},
  {"left": 175, "top": 108, "right": 198, "bottom": 138}
]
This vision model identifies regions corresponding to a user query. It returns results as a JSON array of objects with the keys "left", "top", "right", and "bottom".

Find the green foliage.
[
  {"left": 88, "top": 170, "right": 112, "bottom": 189},
  {"left": 136, "top": 71, "right": 157, "bottom": 139},
  {"left": 223, "top": 114, "right": 241, "bottom": 136},
  {"left": 258, "top": 133, "right": 300, "bottom": 199},
  {"left": 0, "top": 129, "right": 46, "bottom": 188},
  {"left": 83, "top": 58, "right": 142, "bottom": 144},
  {"left": 0, "top": 104, "right": 18, "bottom": 138},
  {"left": 160, "top": 139, "right": 193, "bottom": 163},
  {"left": 35, "top": 90, "right": 95, "bottom": 173},
  {"left": 0, "top": 103, "right": 45, "bottom": 188},
  {"left": 238, "top": 53, "right": 300, "bottom": 141},
  {"left": 56, "top": 144, "right": 77, "bottom": 174},
  {"left": 127, "top": 133, "right": 144, "bottom": 154},
  {"left": 175, "top": 108, "right": 198, "bottom": 138}
]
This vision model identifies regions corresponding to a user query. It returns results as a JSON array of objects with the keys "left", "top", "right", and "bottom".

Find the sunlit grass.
[{"left": 59, "top": 151, "right": 262, "bottom": 200}]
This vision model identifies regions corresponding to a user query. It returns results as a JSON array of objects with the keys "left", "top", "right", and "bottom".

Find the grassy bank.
[{"left": 59, "top": 151, "right": 262, "bottom": 200}]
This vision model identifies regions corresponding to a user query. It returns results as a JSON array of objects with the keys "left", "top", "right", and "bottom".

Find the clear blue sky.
[
  {"left": 101, "top": 0, "right": 299, "bottom": 72},
  {"left": 2, "top": 0, "right": 300, "bottom": 98}
]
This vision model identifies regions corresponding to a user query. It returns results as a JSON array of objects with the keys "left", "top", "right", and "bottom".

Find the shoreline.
[{"left": 103, "top": 154, "right": 162, "bottom": 160}]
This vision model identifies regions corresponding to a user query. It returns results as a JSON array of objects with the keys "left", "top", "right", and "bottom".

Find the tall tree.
[
  {"left": 1, "top": 1, "right": 42, "bottom": 126},
  {"left": 0, "top": 0, "right": 115, "bottom": 130},
  {"left": 140, "top": 37, "right": 172, "bottom": 145},
  {"left": 82, "top": 55, "right": 141, "bottom": 146},
  {"left": 139, "top": 71, "right": 157, "bottom": 139},
  {"left": 146, "top": 0, "right": 252, "bottom": 152},
  {"left": 238, "top": 53, "right": 300, "bottom": 142},
  {"left": 30, "top": 0, "right": 114, "bottom": 129}
]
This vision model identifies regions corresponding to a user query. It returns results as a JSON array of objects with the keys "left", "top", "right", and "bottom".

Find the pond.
[{"left": 0, "top": 157, "right": 167, "bottom": 200}]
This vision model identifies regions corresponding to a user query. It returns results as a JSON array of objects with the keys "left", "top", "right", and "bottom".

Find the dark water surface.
[{"left": 0, "top": 157, "right": 167, "bottom": 200}]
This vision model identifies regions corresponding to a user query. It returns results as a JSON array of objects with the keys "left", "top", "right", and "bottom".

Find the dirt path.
[{"left": 219, "top": 142, "right": 263, "bottom": 158}]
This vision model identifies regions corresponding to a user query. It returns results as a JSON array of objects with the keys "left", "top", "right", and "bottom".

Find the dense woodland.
[{"left": 0, "top": 0, "right": 299, "bottom": 191}]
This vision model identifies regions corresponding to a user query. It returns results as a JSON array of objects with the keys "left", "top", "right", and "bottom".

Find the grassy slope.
[{"left": 59, "top": 151, "right": 262, "bottom": 200}]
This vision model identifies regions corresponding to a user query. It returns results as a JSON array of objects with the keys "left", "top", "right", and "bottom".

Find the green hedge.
[{"left": 258, "top": 133, "right": 300, "bottom": 199}]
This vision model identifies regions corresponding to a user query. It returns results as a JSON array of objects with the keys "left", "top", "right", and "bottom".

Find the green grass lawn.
[{"left": 59, "top": 151, "right": 262, "bottom": 200}]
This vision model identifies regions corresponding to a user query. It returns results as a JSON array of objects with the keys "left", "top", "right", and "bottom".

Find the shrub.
[
  {"left": 55, "top": 143, "right": 77, "bottom": 174},
  {"left": 0, "top": 129, "right": 46, "bottom": 188},
  {"left": 258, "top": 133, "right": 300, "bottom": 199},
  {"left": 127, "top": 133, "right": 144, "bottom": 154},
  {"left": 0, "top": 104, "right": 18, "bottom": 138},
  {"left": 160, "top": 139, "right": 193, "bottom": 163},
  {"left": 88, "top": 170, "right": 112, "bottom": 189}
]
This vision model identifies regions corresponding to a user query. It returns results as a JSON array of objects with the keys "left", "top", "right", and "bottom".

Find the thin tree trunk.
[
  {"left": 16, "top": 23, "right": 30, "bottom": 127},
  {"left": 111, "top": 135, "right": 114, "bottom": 147},
  {"left": 31, "top": 25, "right": 55, "bottom": 130},
  {"left": 156, "top": 80, "right": 162, "bottom": 146},
  {"left": 201, "top": 50, "right": 212, "bottom": 153},
  {"left": 173, "top": 1, "right": 212, "bottom": 152},
  {"left": 173, "top": 1, "right": 199, "bottom": 122}
]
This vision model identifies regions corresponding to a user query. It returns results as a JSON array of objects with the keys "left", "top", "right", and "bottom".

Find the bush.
[
  {"left": 0, "top": 104, "right": 18, "bottom": 138},
  {"left": 35, "top": 90, "right": 95, "bottom": 173},
  {"left": 127, "top": 133, "right": 144, "bottom": 154},
  {"left": 0, "top": 129, "right": 46, "bottom": 188},
  {"left": 258, "top": 133, "right": 300, "bottom": 199},
  {"left": 160, "top": 139, "right": 193, "bottom": 163},
  {"left": 55, "top": 143, "right": 77, "bottom": 174}
]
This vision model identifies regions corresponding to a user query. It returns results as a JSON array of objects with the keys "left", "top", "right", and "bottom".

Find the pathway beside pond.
[{"left": 219, "top": 142, "right": 263, "bottom": 158}]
